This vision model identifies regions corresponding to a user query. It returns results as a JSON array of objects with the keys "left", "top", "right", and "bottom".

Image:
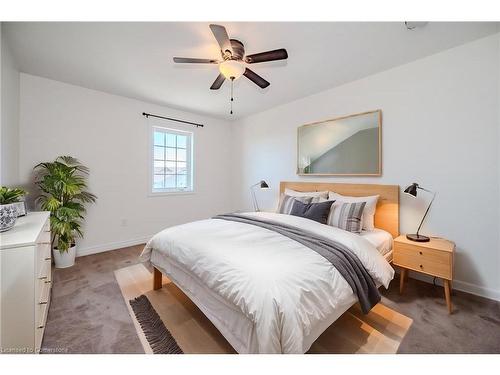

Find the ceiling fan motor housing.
[{"left": 227, "top": 39, "right": 245, "bottom": 60}]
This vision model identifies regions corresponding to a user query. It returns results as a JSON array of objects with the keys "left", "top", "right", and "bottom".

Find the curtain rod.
[{"left": 142, "top": 112, "right": 204, "bottom": 128}]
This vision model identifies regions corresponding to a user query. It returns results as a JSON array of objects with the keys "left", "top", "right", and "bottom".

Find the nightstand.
[{"left": 393, "top": 235, "right": 455, "bottom": 313}]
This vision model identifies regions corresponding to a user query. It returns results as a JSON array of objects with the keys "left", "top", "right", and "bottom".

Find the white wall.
[
  {"left": 0, "top": 23, "right": 20, "bottom": 186},
  {"left": 13, "top": 32, "right": 500, "bottom": 301},
  {"left": 19, "top": 74, "right": 234, "bottom": 256},
  {"left": 232, "top": 34, "right": 500, "bottom": 301}
]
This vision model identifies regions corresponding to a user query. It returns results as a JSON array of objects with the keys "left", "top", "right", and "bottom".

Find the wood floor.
[
  {"left": 41, "top": 244, "right": 500, "bottom": 354},
  {"left": 115, "top": 263, "right": 412, "bottom": 354}
]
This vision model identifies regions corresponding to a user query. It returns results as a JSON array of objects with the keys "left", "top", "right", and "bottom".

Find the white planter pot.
[
  {"left": 0, "top": 203, "right": 18, "bottom": 232},
  {"left": 53, "top": 245, "right": 76, "bottom": 268}
]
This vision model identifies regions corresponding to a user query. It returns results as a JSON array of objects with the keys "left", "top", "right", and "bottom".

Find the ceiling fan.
[{"left": 173, "top": 24, "right": 288, "bottom": 90}]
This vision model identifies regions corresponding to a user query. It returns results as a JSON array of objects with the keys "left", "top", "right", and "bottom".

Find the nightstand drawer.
[{"left": 394, "top": 242, "right": 452, "bottom": 279}]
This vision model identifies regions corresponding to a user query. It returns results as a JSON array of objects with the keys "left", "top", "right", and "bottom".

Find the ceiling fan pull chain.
[{"left": 230, "top": 77, "right": 235, "bottom": 115}]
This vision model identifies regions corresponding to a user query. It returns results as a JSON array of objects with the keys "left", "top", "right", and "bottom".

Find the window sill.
[{"left": 148, "top": 190, "right": 195, "bottom": 197}]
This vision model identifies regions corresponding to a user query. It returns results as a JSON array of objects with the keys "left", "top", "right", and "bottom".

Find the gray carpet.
[
  {"left": 41, "top": 245, "right": 144, "bottom": 354},
  {"left": 381, "top": 278, "right": 500, "bottom": 353},
  {"left": 42, "top": 245, "right": 500, "bottom": 354}
]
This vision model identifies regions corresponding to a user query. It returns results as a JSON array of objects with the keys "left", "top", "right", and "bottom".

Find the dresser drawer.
[
  {"left": 36, "top": 267, "right": 52, "bottom": 305},
  {"left": 43, "top": 218, "right": 51, "bottom": 233},
  {"left": 36, "top": 259, "right": 52, "bottom": 300},
  {"left": 35, "top": 287, "right": 51, "bottom": 353},
  {"left": 394, "top": 242, "right": 452, "bottom": 279},
  {"left": 36, "top": 243, "right": 51, "bottom": 275},
  {"left": 36, "top": 281, "right": 51, "bottom": 317},
  {"left": 37, "top": 229, "right": 51, "bottom": 246}
]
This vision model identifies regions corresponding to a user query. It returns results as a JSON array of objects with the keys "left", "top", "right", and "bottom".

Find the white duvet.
[{"left": 140, "top": 212, "right": 394, "bottom": 353}]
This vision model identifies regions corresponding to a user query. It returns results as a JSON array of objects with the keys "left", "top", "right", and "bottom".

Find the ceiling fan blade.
[
  {"left": 173, "top": 57, "right": 218, "bottom": 64},
  {"left": 245, "top": 48, "right": 288, "bottom": 64},
  {"left": 209, "top": 24, "right": 233, "bottom": 57},
  {"left": 243, "top": 68, "right": 270, "bottom": 89},
  {"left": 210, "top": 74, "right": 226, "bottom": 90}
]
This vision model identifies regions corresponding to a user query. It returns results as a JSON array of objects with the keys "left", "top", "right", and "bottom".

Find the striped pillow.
[
  {"left": 328, "top": 192, "right": 379, "bottom": 231},
  {"left": 328, "top": 201, "right": 366, "bottom": 233},
  {"left": 277, "top": 195, "right": 313, "bottom": 214}
]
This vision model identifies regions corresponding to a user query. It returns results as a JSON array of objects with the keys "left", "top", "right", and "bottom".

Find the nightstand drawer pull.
[
  {"left": 419, "top": 251, "right": 423, "bottom": 255},
  {"left": 37, "top": 325, "right": 44, "bottom": 329},
  {"left": 419, "top": 264, "right": 423, "bottom": 269},
  {"left": 39, "top": 301, "right": 48, "bottom": 305},
  {"left": 45, "top": 257, "right": 51, "bottom": 261}
]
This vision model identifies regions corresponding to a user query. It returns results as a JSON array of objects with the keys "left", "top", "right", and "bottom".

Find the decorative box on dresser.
[
  {"left": 393, "top": 235, "right": 455, "bottom": 313},
  {"left": 0, "top": 212, "right": 52, "bottom": 353}
]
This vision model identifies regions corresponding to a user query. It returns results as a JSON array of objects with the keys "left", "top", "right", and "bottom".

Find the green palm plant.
[{"left": 34, "top": 156, "right": 96, "bottom": 253}]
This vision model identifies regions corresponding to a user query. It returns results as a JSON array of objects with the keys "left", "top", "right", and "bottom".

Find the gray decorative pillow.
[
  {"left": 277, "top": 194, "right": 312, "bottom": 214},
  {"left": 289, "top": 199, "right": 335, "bottom": 224},
  {"left": 328, "top": 201, "right": 366, "bottom": 233}
]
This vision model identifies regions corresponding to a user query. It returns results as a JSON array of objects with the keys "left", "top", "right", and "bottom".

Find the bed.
[{"left": 140, "top": 182, "right": 399, "bottom": 353}]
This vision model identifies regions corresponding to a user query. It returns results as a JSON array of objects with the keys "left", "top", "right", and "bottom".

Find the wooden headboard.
[{"left": 280, "top": 181, "right": 399, "bottom": 238}]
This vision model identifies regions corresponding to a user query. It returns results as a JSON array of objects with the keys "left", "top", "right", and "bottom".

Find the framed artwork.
[{"left": 297, "top": 110, "right": 382, "bottom": 176}]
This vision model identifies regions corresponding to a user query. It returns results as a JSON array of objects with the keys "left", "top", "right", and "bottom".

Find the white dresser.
[{"left": 0, "top": 212, "right": 52, "bottom": 354}]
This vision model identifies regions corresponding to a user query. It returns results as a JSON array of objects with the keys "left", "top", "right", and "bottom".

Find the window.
[{"left": 151, "top": 126, "right": 193, "bottom": 194}]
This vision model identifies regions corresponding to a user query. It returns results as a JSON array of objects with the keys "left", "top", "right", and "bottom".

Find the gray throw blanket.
[{"left": 213, "top": 213, "right": 380, "bottom": 314}]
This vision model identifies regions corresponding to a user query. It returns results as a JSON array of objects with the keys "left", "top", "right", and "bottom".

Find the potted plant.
[
  {"left": 34, "top": 156, "right": 96, "bottom": 268},
  {"left": 0, "top": 187, "right": 27, "bottom": 232}
]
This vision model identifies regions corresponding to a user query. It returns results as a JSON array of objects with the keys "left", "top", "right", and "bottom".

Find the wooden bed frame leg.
[{"left": 153, "top": 267, "right": 163, "bottom": 290}]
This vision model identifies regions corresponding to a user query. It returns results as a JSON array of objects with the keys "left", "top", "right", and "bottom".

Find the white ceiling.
[{"left": 4, "top": 22, "right": 499, "bottom": 120}]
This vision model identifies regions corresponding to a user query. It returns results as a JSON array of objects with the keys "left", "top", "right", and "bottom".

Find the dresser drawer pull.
[
  {"left": 45, "top": 257, "right": 51, "bottom": 261},
  {"left": 39, "top": 301, "right": 48, "bottom": 305},
  {"left": 419, "top": 264, "right": 423, "bottom": 269},
  {"left": 37, "top": 325, "right": 44, "bottom": 329},
  {"left": 38, "top": 276, "right": 48, "bottom": 280},
  {"left": 419, "top": 251, "right": 423, "bottom": 255},
  {"left": 44, "top": 280, "right": 51, "bottom": 284}
]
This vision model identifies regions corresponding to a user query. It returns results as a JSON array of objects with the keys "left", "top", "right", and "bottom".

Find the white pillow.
[
  {"left": 328, "top": 192, "right": 379, "bottom": 231},
  {"left": 284, "top": 188, "right": 328, "bottom": 199}
]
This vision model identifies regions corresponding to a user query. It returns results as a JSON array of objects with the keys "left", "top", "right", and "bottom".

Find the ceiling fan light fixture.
[{"left": 219, "top": 60, "right": 245, "bottom": 80}]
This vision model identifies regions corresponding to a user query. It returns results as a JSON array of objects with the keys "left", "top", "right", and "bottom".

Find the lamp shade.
[
  {"left": 260, "top": 180, "right": 269, "bottom": 189},
  {"left": 404, "top": 183, "right": 418, "bottom": 197}
]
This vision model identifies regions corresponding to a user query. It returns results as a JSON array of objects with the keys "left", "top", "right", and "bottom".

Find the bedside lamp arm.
[
  {"left": 250, "top": 182, "right": 260, "bottom": 212},
  {"left": 416, "top": 190, "right": 436, "bottom": 237}
]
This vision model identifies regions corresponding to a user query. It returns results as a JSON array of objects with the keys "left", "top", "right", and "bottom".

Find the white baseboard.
[
  {"left": 401, "top": 269, "right": 500, "bottom": 302},
  {"left": 76, "top": 236, "right": 152, "bottom": 257},
  {"left": 451, "top": 279, "right": 500, "bottom": 302}
]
